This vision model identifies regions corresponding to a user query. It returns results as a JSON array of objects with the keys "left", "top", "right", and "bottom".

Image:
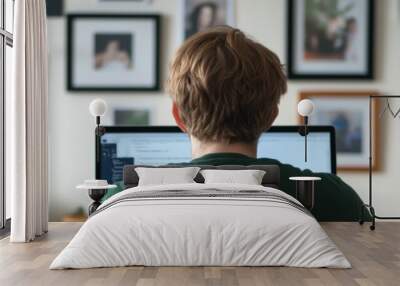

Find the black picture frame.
[
  {"left": 46, "top": 0, "right": 64, "bottom": 17},
  {"left": 67, "top": 14, "right": 161, "bottom": 92},
  {"left": 287, "top": 0, "right": 374, "bottom": 80}
]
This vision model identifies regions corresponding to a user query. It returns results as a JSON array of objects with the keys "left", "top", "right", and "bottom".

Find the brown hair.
[{"left": 168, "top": 26, "right": 287, "bottom": 143}]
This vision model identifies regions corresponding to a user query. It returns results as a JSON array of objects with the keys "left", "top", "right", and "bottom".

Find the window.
[{"left": 0, "top": 0, "right": 14, "bottom": 232}]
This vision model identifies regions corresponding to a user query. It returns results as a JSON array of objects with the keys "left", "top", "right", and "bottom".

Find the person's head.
[
  {"left": 168, "top": 26, "right": 287, "bottom": 146},
  {"left": 192, "top": 2, "right": 217, "bottom": 30},
  {"left": 346, "top": 17, "right": 357, "bottom": 34},
  {"left": 105, "top": 40, "right": 121, "bottom": 54}
]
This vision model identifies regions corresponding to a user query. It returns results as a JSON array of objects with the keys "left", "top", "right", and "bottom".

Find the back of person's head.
[{"left": 168, "top": 26, "right": 287, "bottom": 144}]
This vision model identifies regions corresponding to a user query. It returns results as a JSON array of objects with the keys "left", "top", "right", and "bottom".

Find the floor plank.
[{"left": 0, "top": 222, "right": 399, "bottom": 286}]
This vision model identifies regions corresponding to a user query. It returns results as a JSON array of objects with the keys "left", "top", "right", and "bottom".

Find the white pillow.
[
  {"left": 200, "top": 169, "right": 266, "bottom": 185},
  {"left": 135, "top": 167, "right": 201, "bottom": 186}
]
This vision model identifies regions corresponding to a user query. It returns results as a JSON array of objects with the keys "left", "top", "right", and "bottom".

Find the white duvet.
[{"left": 50, "top": 183, "right": 350, "bottom": 269}]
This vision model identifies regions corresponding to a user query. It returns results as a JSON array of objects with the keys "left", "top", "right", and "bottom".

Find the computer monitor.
[{"left": 97, "top": 126, "right": 336, "bottom": 183}]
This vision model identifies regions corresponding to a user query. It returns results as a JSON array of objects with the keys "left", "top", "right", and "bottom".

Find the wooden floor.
[{"left": 0, "top": 222, "right": 399, "bottom": 286}]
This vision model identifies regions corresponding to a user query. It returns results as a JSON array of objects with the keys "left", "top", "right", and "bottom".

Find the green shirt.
[{"left": 187, "top": 152, "right": 366, "bottom": 222}]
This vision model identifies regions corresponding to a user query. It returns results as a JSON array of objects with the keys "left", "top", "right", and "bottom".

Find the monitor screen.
[
  {"left": 257, "top": 132, "right": 332, "bottom": 173},
  {"left": 98, "top": 126, "right": 335, "bottom": 183}
]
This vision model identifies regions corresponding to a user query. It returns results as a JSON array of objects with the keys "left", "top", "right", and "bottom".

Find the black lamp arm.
[
  {"left": 94, "top": 116, "right": 106, "bottom": 179},
  {"left": 304, "top": 116, "right": 308, "bottom": 162}
]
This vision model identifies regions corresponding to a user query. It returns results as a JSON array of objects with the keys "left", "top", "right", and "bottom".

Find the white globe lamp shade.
[
  {"left": 298, "top": 99, "right": 315, "bottom": 117},
  {"left": 89, "top": 98, "right": 107, "bottom": 117}
]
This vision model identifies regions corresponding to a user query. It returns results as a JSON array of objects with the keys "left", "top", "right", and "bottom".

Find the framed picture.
[
  {"left": 183, "top": 0, "right": 235, "bottom": 39},
  {"left": 287, "top": 0, "right": 374, "bottom": 79},
  {"left": 113, "top": 109, "right": 151, "bottom": 126},
  {"left": 67, "top": 14, "right": 160, "bottom": 91},
  {"left": 299, "top": 91, "right": 380, "bottom": 171}
]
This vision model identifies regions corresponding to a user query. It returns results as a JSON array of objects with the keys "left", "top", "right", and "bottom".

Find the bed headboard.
[{"left": 123, "top": 165, "right": 280, "bottom": 189}]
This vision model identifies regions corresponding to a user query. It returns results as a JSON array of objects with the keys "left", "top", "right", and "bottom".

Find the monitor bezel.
[{"left": 96, "top": 125, "right": 337, "bottom": 177}]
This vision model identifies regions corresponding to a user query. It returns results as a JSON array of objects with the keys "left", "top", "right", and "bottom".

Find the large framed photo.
[
  {"left": 183, "top": 0, "right": 235, "bottom": 39},
  {"left": 299, "top": 91, "right": 380, "bottom": 171},
  {"left": 67, "top": 14, "right": 160, "bottom": 91},
  {"left": 288, "top": 0, "right": 374, "bottom": 79}
]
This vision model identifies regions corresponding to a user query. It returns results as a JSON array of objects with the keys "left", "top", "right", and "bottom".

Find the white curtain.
[{"left": 9, "top": 0, "right": 48, "bottom": 242}]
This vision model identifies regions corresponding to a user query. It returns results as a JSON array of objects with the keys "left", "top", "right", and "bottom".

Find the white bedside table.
[{"left": 77, "top": 184, "right": 117, "bottom": 215}]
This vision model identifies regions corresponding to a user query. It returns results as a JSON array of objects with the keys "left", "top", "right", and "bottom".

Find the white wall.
[{"left": 48, "top": 0, "right": 400, "bottom": 221}]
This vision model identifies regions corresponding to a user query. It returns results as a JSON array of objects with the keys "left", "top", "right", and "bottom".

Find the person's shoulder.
[
  {"left": 252, "top": 157, "right": 280, "bottom": 165},
  {"left": 167, "top": 162, "right": 193, "bottom": 166},
  {"left": 253, "top": 157, "right": 300, "bottom": 171},
  {"left": 255, "top": 157, "right": 337, "bottom": 178}
]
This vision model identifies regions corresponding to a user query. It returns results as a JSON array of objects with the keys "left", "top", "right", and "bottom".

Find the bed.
[{"left": 50, "top": 165, "right": 350, "bottom": 269}]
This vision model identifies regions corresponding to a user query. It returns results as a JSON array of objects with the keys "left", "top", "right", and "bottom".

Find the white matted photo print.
[
  {"left": 67, "top": 14, "right": 160, "bottom": 91},
  {"left": 299, "top": 91, "right": 380, "bottom": 171},
  {"left": 288, "top": 0, "right": 374, "bottom": 79},
  {"left": 183, "top": 0, "right": 235, "bottom": 39}
]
